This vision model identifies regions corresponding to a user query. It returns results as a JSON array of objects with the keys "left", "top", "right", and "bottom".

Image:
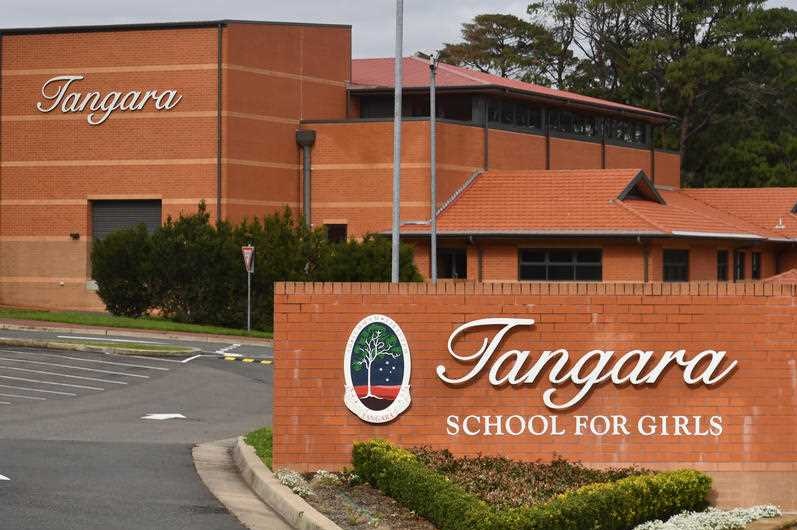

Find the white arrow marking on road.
[
  {"left": 141, "top": 413, "right": 187, "bottom": 420},
  {"left": 215, "top": 344, "right": 241, "bottom": 355},
  {"left": 0, "top": 474, "right": 9, "bottom": 481}
]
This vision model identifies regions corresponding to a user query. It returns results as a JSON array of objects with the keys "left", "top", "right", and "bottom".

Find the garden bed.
[{"left": 411, "top": 446, "right": 648, "bottom": 509}]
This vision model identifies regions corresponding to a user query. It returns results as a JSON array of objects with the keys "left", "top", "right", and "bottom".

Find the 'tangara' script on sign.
[
  {"left": 36, "top": 75, "right": 182, "bottom": 125},
  {"left": 436, "top": 318, "right": 738, "bottom": 410}
]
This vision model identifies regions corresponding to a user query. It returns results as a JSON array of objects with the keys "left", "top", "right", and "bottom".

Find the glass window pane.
[
  {"left": 577, "top": 250, "right": 602, "bottom": 263},
  {"left": 487, "top": 99, "right": 500, "bottom": 122},
  {"left": 520, "top": 250, "right": 545, "bottom": 263},
  {"left": 520, "top": 264, "right": 547, "bottom": 280},
  {"left": 548, "top": 264, "right": 574, "bottom": 280},
  {"left": 549, "top": 250, "right": 573, "bottom": 263},
  {"left": 501, "top": 102, "right": 514, "bottom": 124},
  {"left": 575, "top": 265, "right": 602, "bottom": 281}
]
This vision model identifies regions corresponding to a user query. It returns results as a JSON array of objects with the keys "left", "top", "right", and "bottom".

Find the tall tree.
[
  {"left": 441, "top": 1, "right": 797, "bottom": 188},
  {"left": 439, "top": 13, "right": 570, "bottom": 85}
]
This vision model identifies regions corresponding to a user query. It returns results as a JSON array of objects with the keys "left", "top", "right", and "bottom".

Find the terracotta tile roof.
[
  {"left": 401, "top": 168, "right": 667, "bottom": 236},
  {"left": 682, "top": 188, "right": 797, "bottom": 240},
  {"left": 397, "top": 168, "right": 796, "bottom": 242},
  {"left": 351, "top": 57, "right": 672, "bottom": 121},
  {"left": 764, "top": 269, "right": 797, "bottom": 284}
]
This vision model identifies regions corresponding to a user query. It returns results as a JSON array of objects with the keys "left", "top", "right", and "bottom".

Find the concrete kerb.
[
  {"left": 0, "top": 337, "right": 198, "bottom": 357},
  {"left": 0, "top": 321, "right": 273, "bottom": 347},
  {"left": 232, "top": 437, "right": 342, "bottom": 530}
]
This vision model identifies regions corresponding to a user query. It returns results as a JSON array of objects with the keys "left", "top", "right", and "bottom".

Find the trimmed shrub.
[
  {"left": 90, "top": 224, "right": 154, "bottom": 317},
  {"left": 91, "top": 203, "right": 422, "bottom": 330},
  {"left": 353, "top": 439, "right": 502, "bottom": 530},
  {"left": 352, "top": 439, "right": 712, "bottom": 530}
]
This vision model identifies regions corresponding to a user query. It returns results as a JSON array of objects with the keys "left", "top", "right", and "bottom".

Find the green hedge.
[
  {"left": 352, "top": 440, "right": 711, "bottom": 530},
  {"left": 91, "top": 203, "right": 421, "bottom": 329}
]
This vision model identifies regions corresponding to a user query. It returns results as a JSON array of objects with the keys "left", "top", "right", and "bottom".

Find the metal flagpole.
[
  {"left": 429, "top": 52, "right": 438, "bottom": 283},
  {"left": 391, "top": 0, "right": 404, "bottom": 283}
]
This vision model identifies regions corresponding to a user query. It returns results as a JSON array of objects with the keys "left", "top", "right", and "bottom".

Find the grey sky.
[{"left": 2, "top": 0, "right": 795, "bottom": 58}]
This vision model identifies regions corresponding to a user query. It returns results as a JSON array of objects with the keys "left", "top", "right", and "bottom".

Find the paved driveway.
[{"left": 0, "top": 346, "right": 273, "bottom": 529}]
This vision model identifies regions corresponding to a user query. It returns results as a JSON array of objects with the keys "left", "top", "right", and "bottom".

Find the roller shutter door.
[{"left": 91, "top": 200, "right": 162, "bottom": 240}]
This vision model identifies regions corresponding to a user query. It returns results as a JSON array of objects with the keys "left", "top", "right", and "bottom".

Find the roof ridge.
[
  {"left": 437, "top": 169, "right": 484, "bottom": 216},
  {"left": 435, "top": 61, "right": 490, "bottom": 86}
]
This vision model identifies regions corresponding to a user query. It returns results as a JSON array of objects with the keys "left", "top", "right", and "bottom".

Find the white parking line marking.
[
  {"left": 0, "top": 357, "right": 149, "bottom": 379},
  {"left": 0, "top": 383, "right": 75, "bottom": 396},
  {"left": 0, "top": 401, "right": 11, "bottom": 405},
  {"left": 57, "top": 335, "right": 166, "bottom": 345},
  {"left": 215, "top": 344, "right": 241, "bottom": 355},
  {"left": 123, "top": 355, "right": 183, "bottom": 363},
  {"left": 0, "top": 474, "right": 9, "bottom": 480},
  {"left": 0, "top": 392, "right": 46, "bottom": 401},
  {"left": 0, "top": 375, "right": 103, "bottom": 391},
  {"left": 0, "top": 365, "right": 126, "bottom": 385},
  {"left": 0, "top": 349, "right": 169, "bottom": 371},
  {"left": 142, "top": 413, "right": 186, "bottom": 420},
  {"left": 180, "top": 355, "right": 201, "bottom": 364}
]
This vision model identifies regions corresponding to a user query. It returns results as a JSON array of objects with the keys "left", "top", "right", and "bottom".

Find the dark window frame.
[
  {"left": 752, "top": 252, "right": 762, "bottom": 280},
  {"left": 717, "top": 250, "right": 729, "bottom": 282},
  {"left": 325, "top": 224, "right": 347, "bottom": 243},
  {"left": 438, "top": 247, "right": 468, "bottom": 280},
  {"left": 663, "top": 249, "right": 689, "bottom": 282},
  {"left": 518, "top": 248, "right": 603, "bottom": 282},
  {"left": 734, "top": 250, "right": 746, "bottom": 281}
]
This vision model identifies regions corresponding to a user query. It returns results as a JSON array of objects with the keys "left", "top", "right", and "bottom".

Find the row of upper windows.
[
  {"left": 358, "top": 95, "right": 651, "bottom": 146},
  {"left": 486, "top": 99, "right": 648, "bottom": 145},
  {"left": 437, "top": 248, "right": 763, "bottom": 282}
]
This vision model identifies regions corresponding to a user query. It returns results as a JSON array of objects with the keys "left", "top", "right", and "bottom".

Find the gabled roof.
[
  {"left": 351, "top": 57, "right": 673, "bottom": 122},
  {"left": 682, "top": 188, "right": 797, "bottom": 239},
  {"left": 400, "top": 168, "right": 669, "bottom": 237},
  {"left": 764, "top": 269, "right": 797, "bottom": 284},
  {"left": 397, "top": 168, "right": 796, "bottom": 242}
]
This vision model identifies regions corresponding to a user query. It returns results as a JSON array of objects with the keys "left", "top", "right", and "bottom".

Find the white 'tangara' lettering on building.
[
  {"left": 36, "top": 75, "right": 183, "bottom": 125},
  {"left": 436, "top": 318, "right": 738, "bottom": 410}
]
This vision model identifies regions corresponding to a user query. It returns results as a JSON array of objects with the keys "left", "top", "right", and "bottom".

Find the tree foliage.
[
  {"left": 440, "top": 1, "right": 797, "bottom": 188},
  {"left": 91, "top": 203, "right": 422, "bottom": 330}
]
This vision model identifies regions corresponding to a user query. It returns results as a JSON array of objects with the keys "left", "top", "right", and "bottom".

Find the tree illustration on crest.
[{"left": 351, "top": 323, "right": 402, "bottom": 399}]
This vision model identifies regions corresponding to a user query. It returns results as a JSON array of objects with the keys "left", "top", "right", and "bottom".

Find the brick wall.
[
  {"left": 0, "top": 27, "right": 220, "bottom": 309},
  {"left": 273, "top": 280, "right": 797, "bottom": 509}
]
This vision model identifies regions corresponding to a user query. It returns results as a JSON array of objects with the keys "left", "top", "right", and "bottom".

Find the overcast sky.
[{"left": 2, "top": 0, "right": 796, "bottom": 58}]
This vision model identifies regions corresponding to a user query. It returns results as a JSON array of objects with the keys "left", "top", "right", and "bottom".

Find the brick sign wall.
[{"left": 273, "top": 281, "right": 797, "bottom": 509}]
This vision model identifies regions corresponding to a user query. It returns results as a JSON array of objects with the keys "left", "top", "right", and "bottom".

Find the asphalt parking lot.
[
  {"left": 0, "top": 346, "right": 177, "bottom": 406},
  {"left": 0, "top": 346, "right": 273, "bottom": 530}
]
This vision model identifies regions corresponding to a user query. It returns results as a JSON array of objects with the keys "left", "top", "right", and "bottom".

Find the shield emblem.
[{"left": 344, "top": 314, "right": 411, "bottom": 423}]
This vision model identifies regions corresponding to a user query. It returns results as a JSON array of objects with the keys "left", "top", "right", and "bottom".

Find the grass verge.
[
  {"left": 57, "top": 339, "right": 195, "bottom": 353},
  {"left": 0, "top": 307, "right": 272, "bottom": 339},
  {"left": 244, "top": 427, "right": 273, "bottom": 469}
]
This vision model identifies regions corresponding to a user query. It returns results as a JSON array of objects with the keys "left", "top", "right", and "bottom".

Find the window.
[
  {"left": 606, "top": 118, "right": 648, "bottom": 145},
  {"left": 518, "top": 249, "right": 602, "bottom": 281},
  {"left": 548, "top": 109, "right": 602, "bottom": 138},
  {"left": 717, "top": 250, "right": 729, "bottom": 281},
  {"left": 752, "top": 252, "right": 762, "bottom": 280},
  {"left": 438, "top": 248, "right": 467, "bottom": 279},
  {"left": 325, "top": 224, "right": 347, "bottom": 243},
  {"left": 734, "top": 250, "right": 745, "bottom": 281},
  {"left": 663, "top": 250, "right": 689, "bottom": 282},
  {"left": 486, "top": 98, "right": 542, "bottom": 130}
]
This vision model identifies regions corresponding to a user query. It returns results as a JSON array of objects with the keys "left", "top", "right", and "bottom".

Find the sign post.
[{"left": 242, "top": 245, "right": 255, "bottom": 331}]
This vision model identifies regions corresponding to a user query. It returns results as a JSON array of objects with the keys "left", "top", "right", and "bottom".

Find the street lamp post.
[
  {"left": 428, "top": 52, "right": 438, "bottom": 283},
  {"left": 391, "top": 0, "right": 404, "bottom": 283}
]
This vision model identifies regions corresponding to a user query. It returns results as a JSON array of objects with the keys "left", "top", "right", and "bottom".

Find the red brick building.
[{"left": 0, "top": 20, "right": 795, "bottom": 310}]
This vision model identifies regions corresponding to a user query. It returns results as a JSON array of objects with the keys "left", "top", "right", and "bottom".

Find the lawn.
[
  {"left": 244, "top": 427, "right": 273, "bottom": 469},
  {"left": 56, "top": 339, "right": 195, "bottom": 353},
  {"left": 0, "top": 307, "right": 272, "bottom": 339}
]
